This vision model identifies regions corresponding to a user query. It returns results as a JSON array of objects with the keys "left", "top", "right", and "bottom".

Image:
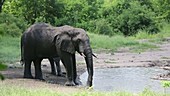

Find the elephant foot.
[
  {"left": 36, "top": 78, "right": 45, "bottom": 81},
  {"left": 74, "top": 78, "right": 82, "bottom": 85},
  {"left": 51, "top": 72, "right": 57, "bottom": 75},
  {"left": 65, "top": 81, "right": 76, "bottom": 86},
  {"left": 35, "top": 76, "right": 45, "bottom": 81},
  {"left": 74, "top": 76, "right": 82, "bottom": 85},
  {"left": 75, "top": 80, "right": 82, "bottom": 85},
  {"left": 87, "top": 81, "right": 92, "bottom": 87},
  {"left": 24, "top": 75, "right": 33, "bottom": 79},
  {"left": 57, "top": 72, "right": 66, "bottom": 77}
]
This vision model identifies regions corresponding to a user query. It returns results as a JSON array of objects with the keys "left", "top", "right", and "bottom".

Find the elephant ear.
[{"left": 53, "top": 34, "right": 75, "bottom": 54}]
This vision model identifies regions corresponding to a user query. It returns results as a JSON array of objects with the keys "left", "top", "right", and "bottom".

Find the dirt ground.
[{"left": 1, "top": 37, "right": 170, "bottom": 92}]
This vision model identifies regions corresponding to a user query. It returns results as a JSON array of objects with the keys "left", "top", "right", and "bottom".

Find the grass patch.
[
  {"left": 89, "top": 33, "right": 139, "bottom": 51},
  {"left": 0, "top": 36, "right": 20, "bottom": 63},
  {"left": 0, "top": 86, "right": 61, "bottom": 96},
  {"left": 88, "top": 33, "right": 157, "bottom": 53},
  {"left": 89, "top": 23, "right": 170, "bottom": 53},
  {"left": 133, "top": 23, "right": 170, "bottom": 40},
  {"left": 0, "top": 85, "right": 168, "bottom": 96},
  {"left": 130, "top": 43, "right": 158, "bottom": 53}
]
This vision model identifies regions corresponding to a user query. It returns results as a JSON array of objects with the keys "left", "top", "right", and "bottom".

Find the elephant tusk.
[
  {"left": 80, "top": 53, "right": 86, "bottom": 57},
  {"left": 92, "top": 53, "right": 97, "bottom": 58}
]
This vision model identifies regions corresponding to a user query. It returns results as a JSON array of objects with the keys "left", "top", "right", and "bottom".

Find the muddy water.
[{"left": 80, "top": 67, "right": 170, "bottom": 93}]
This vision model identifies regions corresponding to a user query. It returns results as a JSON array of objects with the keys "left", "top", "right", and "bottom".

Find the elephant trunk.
[{"left": 84, "top": 47, "right": 93, "bottom": 87}]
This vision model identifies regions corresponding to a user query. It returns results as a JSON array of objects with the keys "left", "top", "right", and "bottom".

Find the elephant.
[{"left": 21, "top": 23, "right": 93, "bottom": 86}]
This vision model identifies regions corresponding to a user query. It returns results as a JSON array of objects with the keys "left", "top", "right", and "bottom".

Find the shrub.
[
  {"left": 101, "top": 0, "right": 160, "bottom": 36},
  {"left": 0, "top": 63, "right": 7, "bottom": 70},
  {"left": 92, "top": 19, "right": 113, "bottom": 36},
  {"left": 0, "top": 12, "right": 27, "bottom": 37},
  {"left": 0, "top": 23, "right": 22, "bottom": 37}
]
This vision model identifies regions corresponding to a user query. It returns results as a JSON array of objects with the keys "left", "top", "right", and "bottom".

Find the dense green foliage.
[
  {"left": 1, "top": 0, "right": 170, "bottom": 36},
  {"left": 0, "top": 12, "right": 27, "bottom": 37}
]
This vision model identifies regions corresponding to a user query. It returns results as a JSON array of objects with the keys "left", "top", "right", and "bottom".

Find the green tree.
[
  {"left": 3, "top": 0, "right": 65, "bottom": 24},
  {"left": 100, "top": 0, "right": 159, "bottom": 36},
  {"left": 152, "top": 0, "right": 170, "bottom": 22},
  {"left": 2, "top": 0, "right": 169, "bottom": 36},
  {"left": 0, "top": 12, "right": 27, "bottom": 37}
]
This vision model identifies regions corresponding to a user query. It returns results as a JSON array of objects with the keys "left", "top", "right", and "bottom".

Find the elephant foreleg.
[
  {"left": 72, "top": 54, "right": 81, "bottom": 85},
  {"left": 24, "top": 60, "right": 33, "bottom": 79},
  {"left": 33, "top": 58, "right": 44, "bottom": 80},
  {"left": 60, "top": 52, "right": 75, "bottom": 86},
  {"left": 72, "top": 54, "right": 77, "bottom": 81}
]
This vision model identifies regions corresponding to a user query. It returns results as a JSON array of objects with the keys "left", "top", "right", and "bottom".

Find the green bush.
[
  {"left": 92, "top": 19, "right": 113, "bottom": 36},
  {"left": 102, "top": 0, "right": 160, "bottom": 36},
  {"left": 0, "top": 23, "right": 22, "bottom": 37},
  {"left": 0, "top": 13, "right": 27, "bottom": 37},
  {"left": 0, "top": 63, "right": 7, "bottom": 70}
]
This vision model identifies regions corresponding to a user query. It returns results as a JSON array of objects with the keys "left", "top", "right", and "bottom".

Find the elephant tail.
[
  {"left": 20, "top": 36, "right": 24, "bottom": 66},
  {"left": 20, "top": 49, "right": 24, "bottom": 66}
]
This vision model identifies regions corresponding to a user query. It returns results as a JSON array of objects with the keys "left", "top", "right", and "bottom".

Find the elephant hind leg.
[
  {"left": 24, "top": 60, "right": 33, "bottom": 79},
  {"left": 49, "top": 58, "right": 57, "bottom": 75},
  {"left": 54, "top": 58, "right": 64, "bottom": 76},
  {"left": 33, "top": 58, "right": 44, "bottom": 80}
]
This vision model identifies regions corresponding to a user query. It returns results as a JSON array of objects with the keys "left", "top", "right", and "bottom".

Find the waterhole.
[{"left": 80, "top": 67, "right": 170, "bottom": 93}]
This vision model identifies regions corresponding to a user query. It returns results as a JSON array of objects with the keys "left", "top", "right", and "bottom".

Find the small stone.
[{"left": 8, "top": 64, "right": 16, "bottom": 69}]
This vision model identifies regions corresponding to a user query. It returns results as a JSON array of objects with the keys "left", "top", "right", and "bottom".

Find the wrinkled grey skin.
[{"left": 21, "top": 23, "right": 93, "bottom": 86}]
